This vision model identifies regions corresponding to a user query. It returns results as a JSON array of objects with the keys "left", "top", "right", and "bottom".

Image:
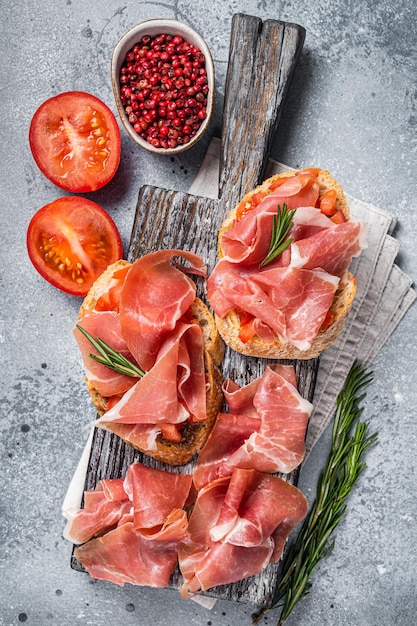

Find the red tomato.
[
  {"left": 29, "top": 91, "right": 121, "bottom": 193},
  {"left": 330, "top": 208, "right": 347, "bottom": 224},
  {"left": 268, "top": 177, "right": 288, "bottom": 191},
  {"left": 319, "top": 189, "right": 337, "bottom": 216},
  {"left": 160, "top": 423, "right": 182, "bottom": 443},
  {"left": 320, "top": 309, "right": 334, "bottom": 331},
  {"left": 26, "top": 196, "right": 123, "bottom": 296},
  {"left": 235, "top": 199, "right": 251, "bottom": 222},
  {"left": 251, "top": 192, "right": 266, "bottom": 208},
  {"left": 237, "top": 310, "right": 256, "bottom": 343},
  {"left": 106, "top": 395, "right": 123, "bottom": 410},
  {"left": 238, "top": 320, "right": 256, "bottom": 344}
]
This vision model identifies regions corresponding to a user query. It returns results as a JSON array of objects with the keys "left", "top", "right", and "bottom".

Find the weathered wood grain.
[
  {"left": 71, "top": 13, "right": 312, "bottom": 608},
  {"left": 219, "top": 15, "right": 306, "bottom": 206}
]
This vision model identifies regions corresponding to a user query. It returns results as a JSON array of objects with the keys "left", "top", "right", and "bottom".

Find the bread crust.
[
  {"left": 78, "top": 260, "right": 224, "bottom": 465},
  {"left": 215, "top": 168, "right": 357, "bottom": 360}
]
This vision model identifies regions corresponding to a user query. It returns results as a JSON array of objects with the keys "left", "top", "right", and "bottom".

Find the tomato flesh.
[
  {"left": 251, "top": 192, "right": 267, "bottom": 208},
  {"left": 237, "top": 309, "right": 256, "bottom": 343},
  {"left": 106, "top": 395, "right": 123, "bottom": 410},
  {"left": 160, "top": 423, "right": 183, "bottom": 443},
  {"left": 29, "top": 91, "right": 121, "bottom": 193},
  {"left": 319, "top": 189, "right": 337, "bottom": 216},
  {"left": 330, "top": 208, "right": 347, "bottom": 224},
  {"left": 27, "top": 196, "right": 123, "bottom": 296},
  {"left": 320, "top": 309, "right": 334, "bottom": 331}
]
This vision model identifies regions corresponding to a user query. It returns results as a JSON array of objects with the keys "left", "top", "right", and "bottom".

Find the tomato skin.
[
  {"left": 29, "top": 91, "right": 121, "bottom": 193},
  {"left": 26, "top": 196, "right": 123, "bottom": 296}
]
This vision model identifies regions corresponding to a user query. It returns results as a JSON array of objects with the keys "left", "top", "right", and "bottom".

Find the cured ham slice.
[
  {"left": 95, "top": 421, "right": 163, "bottom": 453},
  {"left": 94, "top": 321, "right": 207, "bottom": 445},
  {"left": 251, "top": 267, "right": 340, "bottom": 349},
  {"left": 74, "top": 311, "right": 139, "bottom": 398},
  {"left": 209, "top": 265, "right": 340, "bottom": 349},
  {"left": 289, "top": 205, "right": 335, "bottom": 241},
  {"left": 180, "top": 531, "right": 274, "bottom": 596},
  {"left": 95, "top": 329, "right": 190, "bottom": 425},
  {"left": 221, "top": 172, "right": 320, "bottom": 264},
  {"left": 139, "top": 508, "right": 190, "bottom": 541},
  {"left": 193, "top": 413, "right": 261, "bottom": 489},
  {"left": 237, "top": 365, "right": 313, "bottom": 473},
  {"left": 123, "top": 463, "right": 193, "bottom": 530},
  {"left": 290, "top": 220, "right": 367, "bottom": 278},
  {"left": 193, "top": 365, "right": 313, "bottom": 489},
  {"left": 100, "top": 478, "right": 128, "bottom": 502},
  {"left": 74, "top": 522, "right": 180, "bottom": 588},
  {"left": 63, "top": 479, "right": 132, "bottom": 545},
  {"left": 206, "top": 258, "right": 256, "bottom": 318},
  {"left": 178, "top": 468, "right": 308, "bottom": 597},
  {"left": 119, "top": 250, "right": 206, "bottom": 371},
  {"left": 261, "top": 170, "right": 320, "bottom": 211},
  {"left": 69, "top": 463, "right": 194, "bottom": 588},
  {"left": 208, "top": 468, "right": 306, "bottom": 547},
  {"left": 222, "top": 362, "right": 297, "bottom": 414},
  {"left": 73, "top": 251, "right": 209, "bottom": 456}
]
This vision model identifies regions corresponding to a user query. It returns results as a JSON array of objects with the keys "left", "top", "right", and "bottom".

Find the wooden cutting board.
[{"left": 71, "top": 13, "right": 318, "bottom": 607}]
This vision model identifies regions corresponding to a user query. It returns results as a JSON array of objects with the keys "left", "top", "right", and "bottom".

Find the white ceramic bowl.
[{"left": 111, "top": 19, "right": 214, "bottom": 155}]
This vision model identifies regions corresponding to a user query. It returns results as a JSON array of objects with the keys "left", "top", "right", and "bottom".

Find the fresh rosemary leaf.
[
  {"left": 252, "top": 362, "right": 378, "bottom": 626},
  {"left": 260, "top": 203, "right": 296, "bottom": 267},
  {"left": 76, "top": 324, "right": 145, "bottom": 378}
]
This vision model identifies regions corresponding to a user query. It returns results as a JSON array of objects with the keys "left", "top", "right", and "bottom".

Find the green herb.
[
  {"left": 76, "top": 324, "right": 145, "bottom": 378},
  {"left": 253, "top": 362, "right": 378, "bottom": 626},
  {"left": 260, "top": 203, "right": 296, "bottom": 267}
]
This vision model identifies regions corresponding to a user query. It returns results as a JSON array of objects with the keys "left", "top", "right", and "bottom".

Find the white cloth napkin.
[{"left": 189, "top": 137, "right": 416, "bottom": 456}]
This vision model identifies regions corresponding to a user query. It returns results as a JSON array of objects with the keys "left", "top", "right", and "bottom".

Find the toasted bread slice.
[
  {"left": 215, "top": 168, "right": 357, "bottom": 360},
  {"left": 78, "top": 260, "right": 225, "bottom": 465}
]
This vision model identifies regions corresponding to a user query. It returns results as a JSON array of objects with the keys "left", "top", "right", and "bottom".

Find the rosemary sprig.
[
  {"left": 260, "top": 203, "right": 296, "bottom": 267},
  {"left": 76, "top": 324, "right": 145, "bottom": 378},
  {"left": 253, "top": 362, "right": 378, "bottom": 626}
]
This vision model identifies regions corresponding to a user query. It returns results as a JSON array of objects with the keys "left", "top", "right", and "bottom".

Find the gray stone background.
[{"left": 1, "top": 1, "right": 416, "bottom": 625}]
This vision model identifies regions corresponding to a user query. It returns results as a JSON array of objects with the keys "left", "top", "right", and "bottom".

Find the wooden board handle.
[{"left": 219, "top": 14, "right": 305, "bottom": 209}]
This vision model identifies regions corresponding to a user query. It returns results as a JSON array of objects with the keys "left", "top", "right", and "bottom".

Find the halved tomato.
[
  {"left": 29, "top": 91, "right": 121, "bottom": 193},
  {"left": 27, "top": 196, "right": 123, "bottom": 296}
]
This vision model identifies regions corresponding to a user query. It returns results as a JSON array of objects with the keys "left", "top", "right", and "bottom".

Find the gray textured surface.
[{"left": 1, "top": 1, "right": 416, "bottom": 625}]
